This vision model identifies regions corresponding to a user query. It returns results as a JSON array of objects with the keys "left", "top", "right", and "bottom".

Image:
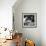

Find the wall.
[
  {"left": 41, "top": 0, "right": 46, "bottom": 46},
  {"left": 0, "top": 0, "right": 16, "bottom": 30},
  {"left": 13, "top": 0, "right": 41, "bottom": 46}
]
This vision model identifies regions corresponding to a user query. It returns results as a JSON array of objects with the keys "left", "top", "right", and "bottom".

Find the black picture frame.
[{"left": 22, "top": 13, "right": 37, "bottom": 28}]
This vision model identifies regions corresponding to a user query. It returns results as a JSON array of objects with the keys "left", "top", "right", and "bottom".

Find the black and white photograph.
[{"left": 22, "top": 13, "right": 37, "bottom": 28}]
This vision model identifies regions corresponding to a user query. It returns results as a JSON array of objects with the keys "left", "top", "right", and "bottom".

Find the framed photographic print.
[{"left": 22, "top": 13, "right": 37, "bottom": 28}]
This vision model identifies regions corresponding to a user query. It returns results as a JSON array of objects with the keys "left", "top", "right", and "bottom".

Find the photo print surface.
[{"left": 22, "top": 13, "right": 37, "bottom": 28}]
